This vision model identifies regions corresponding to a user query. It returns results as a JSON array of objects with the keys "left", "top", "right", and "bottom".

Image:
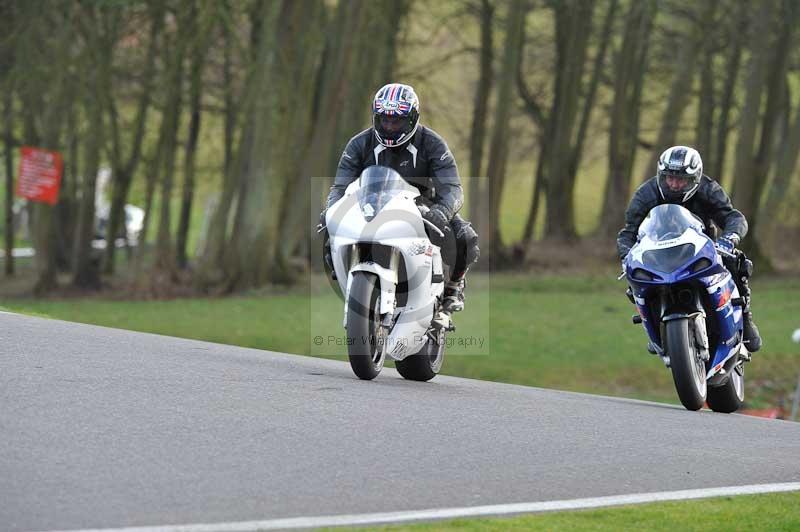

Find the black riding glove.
[{"left": 422, "top": 204, "right": 452, "bottom": 236}]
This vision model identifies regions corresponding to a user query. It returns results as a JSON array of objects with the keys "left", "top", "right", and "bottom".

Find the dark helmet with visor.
[{"left": 657, "top": 146, "right": 703, "bottom": 203}]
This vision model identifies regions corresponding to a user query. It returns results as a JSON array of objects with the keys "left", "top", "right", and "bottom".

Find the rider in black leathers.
[
  {"left": 321, "top": 83, "right": 479, "bottom": 312},
  {"left": 617, "top": 145, "right": 762, "bottom": 352}
]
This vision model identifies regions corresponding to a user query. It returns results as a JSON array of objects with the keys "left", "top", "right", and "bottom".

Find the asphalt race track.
[{"left": 2, "top": 313, "right": 800, "bottom": 531}]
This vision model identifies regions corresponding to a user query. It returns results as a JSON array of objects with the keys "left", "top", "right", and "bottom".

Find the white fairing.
[{"left": 327, "top": 178, "right": 444, "bottom": 361}]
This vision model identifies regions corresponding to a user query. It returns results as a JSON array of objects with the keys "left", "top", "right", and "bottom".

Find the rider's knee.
[{"left": 454, "top": 221, "right": 480, "bottom": 265}]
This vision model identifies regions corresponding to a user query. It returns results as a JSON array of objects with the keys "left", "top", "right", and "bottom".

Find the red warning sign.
[{"left": 17, "top": 146, "right": 63, "bottom": 205}]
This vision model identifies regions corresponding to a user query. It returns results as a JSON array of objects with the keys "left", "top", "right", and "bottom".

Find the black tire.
[
  {"left": 707, "top": 363, "right": 745, "bottom": 413},
  {"left": 346, "top": 271, "right": 384, "bottom": 380},
  {"left": 666, "top": 318, "right": 707, "bottom": 411},
  {"left": 395, "top": 333, "right": 445, "bottom": 382}
]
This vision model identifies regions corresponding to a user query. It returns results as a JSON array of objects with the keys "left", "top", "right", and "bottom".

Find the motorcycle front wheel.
[
  {"left": 666, "top": 318, "right": 707, "bottom": 411},
  {"left": 346, "top": 271, "right": 385, "bottom": 380}
]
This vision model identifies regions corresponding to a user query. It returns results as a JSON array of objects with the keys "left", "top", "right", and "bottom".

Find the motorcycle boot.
[
  {"left": 739, "top": 276, "right": 761, "bottom": 352},
  {"left": 442, "top": 278, "right": 465, "bottom": 313}
]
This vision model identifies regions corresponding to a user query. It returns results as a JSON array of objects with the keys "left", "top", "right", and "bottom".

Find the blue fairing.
[
  {"left": 703, "top": 272, "right": 744, "bottom": 371},
  {"left": 625, "top": 204, "right": 744, "bottom": 378}
]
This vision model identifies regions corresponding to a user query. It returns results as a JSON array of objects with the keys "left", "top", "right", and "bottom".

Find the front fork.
[
  {"left": 343, "top": 246, "right": 400, "bottom": 328},
  {"left": 630, "top": 286, "right": 709, "bottom": 364}
]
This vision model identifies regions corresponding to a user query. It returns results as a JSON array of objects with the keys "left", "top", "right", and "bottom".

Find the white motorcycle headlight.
[{"left": 361, "top": 202, "right": 375, "bottom": 221}]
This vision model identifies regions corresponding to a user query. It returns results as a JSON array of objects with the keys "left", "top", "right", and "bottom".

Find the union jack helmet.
[{"left": 372, "top": 83, "right": 420, "bottom": 147}]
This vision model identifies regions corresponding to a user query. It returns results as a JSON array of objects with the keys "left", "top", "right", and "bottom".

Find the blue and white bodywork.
[{"left": 624, "top": 204, "right": 749, "bottom": 411}]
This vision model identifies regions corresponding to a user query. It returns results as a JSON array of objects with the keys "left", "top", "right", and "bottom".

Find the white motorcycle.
[{"left": 324, "top": 166, "right": 451, "bottom": 381}]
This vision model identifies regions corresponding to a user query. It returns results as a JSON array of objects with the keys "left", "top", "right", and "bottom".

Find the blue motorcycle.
[{"left": 624, "top": 204, "right": 750, "bottom": 412}]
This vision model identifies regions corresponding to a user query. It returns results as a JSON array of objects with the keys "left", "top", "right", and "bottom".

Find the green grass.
[
  {"left": 327, "top": 492, "right": 800, "bottom": 532},
  {"left": 2, "top": 273, "right": 799, "bottom": 408}
]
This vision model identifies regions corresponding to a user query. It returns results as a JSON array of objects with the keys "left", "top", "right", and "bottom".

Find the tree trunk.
[
  {"left": 135, "top": 138, "right": 164, "bottom": 273},
  {"left": 268, "top": 0, "right": 404, "bottom": 282},
  {"left": 268, "top": 0, "right": 326, "bottom": 282},
  {"left": 224, "top": 0, "right": 322, "bottom": 288},
  {"left": 694, "top": 0, "right": 718, "bottom": 166},
  {"left": 711, "top": 5, "right": 746, "bottom": 179},
  {"left": 104, "top": 0, "right": 165, "bottom": 274},
  {"left": 1, "top": 0, "right": 15, "bottom": 277},
  {"left": 56, "top": 105, "right": 79, "bottom": 273},
  {"left": 72, "top": 6, "right": 113, "bottom": 290},
  {"left": 734, "top": 0, "right": 797, "bottom": 267},
  {"left": 153, "top": 6, "right": 192, "bottom": 275},
  {"left": 517, "top": 40, "right": 548, "bottom": 246},
  {"left": 17, "top": 4, "right": 77, "bottom": 294},
  {"left": 72, "top": 91, "right": 103, "bottom": 289},
  {"left": 543, "top": 0, "right": 596, "bottom": 241},
  {"left": 485, "top": 0, "right": 527, "bottom": 257},
  {"left": 640, "top": 15, "right": 704, "bottom": 183},
  {"left": 194, "top": 0, "right": 244, "bottom": 286},
  {"left": 177, "top": 2, "right": 214, "bottom": 269},
  {"left": 760, "top": 81, "right": 800, "bottom": 253},
  {"left": 273, "top": 0, "right": 359, "bottom": 280},
  {"left": 597, "top": 0, "right": 655, "bottom": 238},
  {"left": 467, "top": 0, "right": 494, "bottom": 239},
  {"left": 3, "top": 86, "right": 14, "bottom": 276},
  {"left": 521, "top": 139, "right": 546, "bottom": 245}
]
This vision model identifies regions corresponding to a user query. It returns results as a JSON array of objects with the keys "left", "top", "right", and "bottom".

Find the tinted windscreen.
[
  {"left": 638, "top": 204, "right": 704, "bottom": 242},
  {"left": 357, "top": 166, "right": 405, "bottom": 218},
  {"left": 642, "top": 243, "right": 696, "bottom": 273}
]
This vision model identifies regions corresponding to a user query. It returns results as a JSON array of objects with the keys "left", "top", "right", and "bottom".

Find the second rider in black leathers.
[{"left": 617, "top": 145, "right": 762, "bottom": 352}]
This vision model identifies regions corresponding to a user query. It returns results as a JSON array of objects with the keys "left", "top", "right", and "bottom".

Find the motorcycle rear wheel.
[
  {"left": 707, "top": 362, "right": 745, "bottom": 413},
  {"left": 395, "top": 330, "right": 445, "bottom": 382}
]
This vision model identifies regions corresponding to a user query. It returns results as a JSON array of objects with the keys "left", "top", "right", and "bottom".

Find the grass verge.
[
  {"left": 327, "top": 491, "right": 800, "bottom": 532},
  {"left": 2, "top": 273, "right": 798, "bottom": 408}
]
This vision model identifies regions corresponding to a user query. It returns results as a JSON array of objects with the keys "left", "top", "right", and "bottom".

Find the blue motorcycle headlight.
[
  {"left": 690, "top": 258, "right": 712, "bottom": 273},
  {"left": 632, "top": 268, "right": 654, "bottom": 281}
]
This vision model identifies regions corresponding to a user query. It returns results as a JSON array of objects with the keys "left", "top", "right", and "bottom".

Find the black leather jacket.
[
  {"left": 617, "top": 175, "right": 748, "bottom": 259},
  {"left": 326, "top": 125, "right": 463, "bottom": 218}
]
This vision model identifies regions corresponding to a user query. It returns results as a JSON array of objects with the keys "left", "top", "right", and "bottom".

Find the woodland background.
[{"left": 1, "top": 0, "right": 799, "bottom": 296}]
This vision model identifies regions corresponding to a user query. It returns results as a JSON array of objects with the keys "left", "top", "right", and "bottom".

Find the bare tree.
[
  {"left": 104, "top": 1, "right": 166, "bottom": 274},
  {"left": 640, "top": 7, "right": 705, "bottom": 183},
  {"left": 153, "top": 3, "right": 194, "bottom": 276},
  {"left": 760, "top": 79, "right": 800, "bottom": 252},
  {"left": 14, "top": 2, "right": 78, "bottom": 294},
  {"left": 467, "top": 0, "right": 494, "bottom": 240},
  {"left": 194, "top": 0, "right": 250, "bottom": 287},
  {"left": 1, "top": 1, "right": 15, "bottom": 276},
  {"left": 3, "top": 91, "right": 13, "bottom": 277},
  {"left": 597, "top": 0, "right": 656, "bottom": 238},
  {"left": 710, "top": 1, "right": 747, "bottom": 179},
  {"left": 72, "top": 5, "right": 117, "bottom": 289},
  {"left": 224, "top": 0, "right": 324, "bottom": 288},
  {"left": 176, "top": 1, "right": 215, "bottom": 269},
  {"left": 693, "top": 0, "right": 718, "bottom": 168},
  {"left": 541, "top": 0, "right": 615, "bottom": 241},
  {"left": 732, "top": 0, "right": 797, "bottom": 266},
  {"left": 485, "top": 0, "right": 527, "bottom": 256},
  {"left": 274, "top": 0, "right": 368, "bottom": 279}
]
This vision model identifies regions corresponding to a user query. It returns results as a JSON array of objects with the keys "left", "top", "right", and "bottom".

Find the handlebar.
[{"left": 422, "top": 218, "right": 446, "bottom": 238}]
